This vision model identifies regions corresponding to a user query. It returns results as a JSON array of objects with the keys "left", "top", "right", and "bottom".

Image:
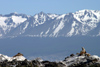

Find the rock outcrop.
[
  {"left": 0, "top": 47, "right": 100, "bottom": 67},
  {"left": 62, "top": 47, "right": 100, "bottom": 67}
]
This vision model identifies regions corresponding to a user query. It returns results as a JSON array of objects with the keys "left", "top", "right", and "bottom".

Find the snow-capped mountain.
[{"left": 0, "top": 9, "right": 100, "bottom": 38}]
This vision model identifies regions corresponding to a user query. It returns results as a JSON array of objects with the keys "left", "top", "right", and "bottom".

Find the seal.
[
  {"left": 13, "top": 53, "right": 23, "bottom": 57},
  {"left": 79, "top": 47, "right": 86, "bottom": 56}
]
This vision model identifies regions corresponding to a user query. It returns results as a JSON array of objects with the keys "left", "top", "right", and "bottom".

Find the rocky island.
[{"left": 0, "top": 48, "right": 100, "bottom": 67}]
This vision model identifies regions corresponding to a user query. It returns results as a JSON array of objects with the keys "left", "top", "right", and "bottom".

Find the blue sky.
[{"left": 0, "top": 0, "right": 100, "bottom": 15}]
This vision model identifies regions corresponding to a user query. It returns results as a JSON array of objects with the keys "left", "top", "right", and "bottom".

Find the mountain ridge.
[{"left": 0, "top": 9, "right": 100, "bottom": 38}]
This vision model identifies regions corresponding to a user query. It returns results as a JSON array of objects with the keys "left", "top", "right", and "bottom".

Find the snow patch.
[
  {"left": 97, "top": 31, "right": 100, "bottom": 36},
  {"left": 53, "top": 20, "right": 64, "bottom": 36},
  {"left": 90, "top": 55, "right": 100, "bottom": 59},
  {"left": 13, "top": 56, "right": 26, "bottom": 61},
  {"left": 34, "top": 14, "right": 46, "bottom": 25},
  {"left": 34, "top": 15, "right": 39, "bottom": 23},
  {"left": 53, "top": 25, "right": 56, "bottom": 29},
  {"left": 75, "top": 30, "right": 79, "bottom": 35},
  {"left": 57, "top": 14, "right": 66, "bottom": 19},
  {"left": 23, "top": 22, "right": 29, "bottom": 30},
  {"left": 40, "top": 32, "right": 43, "bottom": 37},
  {"left": 0, "top": 17, "right": 8, "bottom": 26},
  {"left": 45, "top": 28, "right": 50, "bottom": 34},
  {"left": 67, "top": 21, "right": 76, "bottom": 36},
  {"left": 47, "top": 14, "right": 58, "bottom": 19},
  {"left": 40, "top": 32, "right": 43, "bottom": 35},
  {"left": 12, "top": 16, "right": 27, "bottom": 24},
  {"left": 67, "top": 28, "right": 74, "bottom": 36}
]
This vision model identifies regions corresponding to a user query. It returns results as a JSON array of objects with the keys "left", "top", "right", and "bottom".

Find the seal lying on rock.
[
  {"left": 13, "top": 53, "right": 26, "bottom": 61},
  {"left": 13, "top": 53, "right": 23, "bottom": 57}
]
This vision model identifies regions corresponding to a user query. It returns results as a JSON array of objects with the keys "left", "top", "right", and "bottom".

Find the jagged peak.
[
  {"left": 34, "top": 11, "right": 47, "bottom": 18},
  {"left": 7, "top": 12, "right": 18, "bottom": 16},
  {"left": 38, "top": 11, "right": 46, "bottom": 15},
  {"left": 74, "top": 9, "right": 100, "bottom": 15},
  {"left": 47, "top": 13, "right": 59, "bottom": 19},
  {"left": 3, "top": 12, "right": 29, "bottom": 18},
  {"left": 14, "top": 12, "right": 18, "bottom": 14}
]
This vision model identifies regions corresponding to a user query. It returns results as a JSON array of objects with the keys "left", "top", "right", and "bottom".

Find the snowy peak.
[
  {"left": 69, "top": 9, "right": 100, "bottom": 36},
  {"left": 0, "top": 16, "right": 8, "bottom": 26},
  {"left": 0, "top": 13, "right": 28, "bottom": 26},
  {"left": 33, "top": 11, "right": 48, "bottom": 26},
  {"left": 38, "top": 11, "right": 46, "bottom": 15},
  {"left": 73, "top": 9, "right": 100, "bottom": 22},
  {"left": 4, "top": 12, "right": 29, "bottom": 17},
  {"left": 4, "top": 12, "right": 18, "bottom": 17},
  {"left": 36, "top": 11, "right": 47, "bottom": 18}
]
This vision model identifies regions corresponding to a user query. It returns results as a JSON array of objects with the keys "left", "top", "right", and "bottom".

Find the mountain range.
[{"left": 0, "top": 9, "right": 100, "bottom": 38}]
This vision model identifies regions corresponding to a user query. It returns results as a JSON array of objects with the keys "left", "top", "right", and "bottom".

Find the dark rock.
[
  {"left": 45, "top": 62, "right": 59, "bottom": 67},
  {"left": 70, "top": 54, "right": 75, "bottom": 57},
  {"left": 63, "top": 56, "right": 70, "bottom": 61},
  {"left": 42, "top": 60, "right": 50, "bottom": 64}
]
